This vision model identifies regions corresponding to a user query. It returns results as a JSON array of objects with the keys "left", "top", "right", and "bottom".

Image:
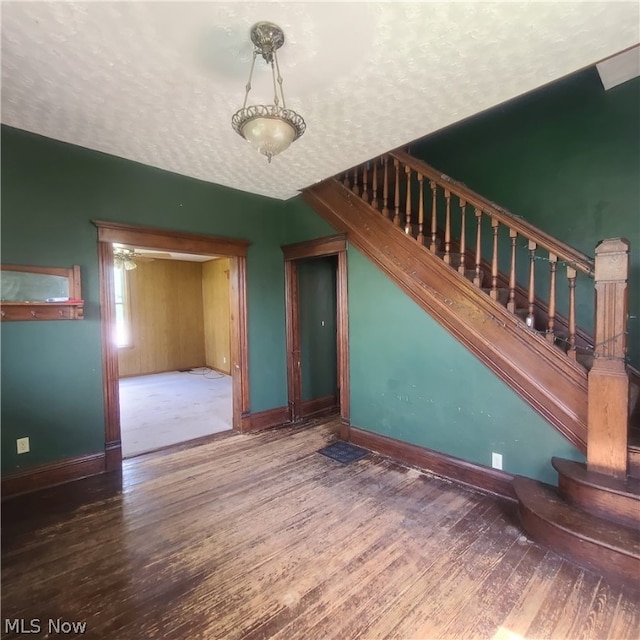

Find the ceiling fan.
[{"left": 113, "top": 245, "right": 172, "bottom": 270}]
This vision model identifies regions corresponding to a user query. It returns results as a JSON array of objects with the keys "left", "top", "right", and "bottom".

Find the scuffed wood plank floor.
[{"left": 2, "top": 417, "right": 639, "bottom": 640}]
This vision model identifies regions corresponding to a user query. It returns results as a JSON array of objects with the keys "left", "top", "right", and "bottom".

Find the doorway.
[
  {"left": 282, "top": 234, "right": 349, "bottom": 438},
  {"left": 113, "top": 246, "right": 233, "bottom": 457},
  {"left": 95, "top": 221, "right": 251, "bottom": 471}
]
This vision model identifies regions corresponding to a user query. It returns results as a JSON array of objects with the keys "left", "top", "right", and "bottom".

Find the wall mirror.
[{"left": 1, "top": 264, "right": 84, "bottom": 321}]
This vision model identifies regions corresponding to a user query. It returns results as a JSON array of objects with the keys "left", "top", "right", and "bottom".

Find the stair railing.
[
  {"left": 339, "top": 150, "right": 633, "bottom": 476},
  {"left": 340, "top": 150, "right": 597, "bottom": 366}
]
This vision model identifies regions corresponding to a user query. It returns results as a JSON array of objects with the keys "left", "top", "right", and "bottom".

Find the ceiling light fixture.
[
  {"left": 113, "top": 247, "right": 139, "bottom": 271},
  {"left": 232, "top": 21, "right": 306, "bottom": 163}
]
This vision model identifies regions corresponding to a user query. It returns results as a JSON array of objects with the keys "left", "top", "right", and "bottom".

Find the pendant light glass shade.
[{"left": 232, "top": 22, "right": 305, "bottom": 162}]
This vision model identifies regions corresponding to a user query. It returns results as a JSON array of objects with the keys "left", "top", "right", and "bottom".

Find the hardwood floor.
[{"left": 2, "top": 417, "right": 639, "bottom": 640}]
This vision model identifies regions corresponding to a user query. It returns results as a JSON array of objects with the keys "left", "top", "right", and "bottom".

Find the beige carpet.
[{"left": 119, "top": 368, "right": 232, "bottom": 458}]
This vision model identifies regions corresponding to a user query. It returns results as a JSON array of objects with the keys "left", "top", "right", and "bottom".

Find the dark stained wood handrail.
[{"left": 390, "top": 150, "right": 595, "bottom": 276}]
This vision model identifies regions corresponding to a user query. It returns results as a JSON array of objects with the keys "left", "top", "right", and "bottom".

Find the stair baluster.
[
  {"left": 393, "top": 159, "right": 401, "bottom": 227},
  {"left": 382, "top": 156, "right": 389, "bottom": 219},
  {"left": 473, "top": 208, "right": 482, "bottom": 287},
  {"left": 526, "top": 240, "right": 537, "bottom": 328},
  {"left": 458, "top": 199, "right": 467, "bottom": 276},
  {"left": 546, "top": 253, "right": 558, "bottom": 343},
  {"left": 417, "top": 174, "right": 425, "bottom": 245},
  {"left": 334, "top": 150, "right": 600, "bottom": 372},
  {"left": 567, "top": 266, "right": 577, "bottom": 360},
  {"left": 490, "top": 217, "right": 500, "bottom": 300},
  {"left": 404, "top": 167, "right": 413, "bottom": 236},
  {"left": 444, "top": 189, "right": 452, "bottom": 265},
  {"left": 371, "top": 160, "right": 379, "bottom": 210},
  {"left": 508, "top": 229, "right": 517, "bottom": 313},
  {"left": 362, "top": 163, "right": 369, "bottom": 203},
  {"left": 429, "top": 181, "right": 438, "bottom": 252}
]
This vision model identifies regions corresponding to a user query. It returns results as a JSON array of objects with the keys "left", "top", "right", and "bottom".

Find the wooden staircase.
[
  {"left": 513, "top": 460, "right": 640, "bottom": 589},
  {"left": 303, "top": 149, "right": 640, "bottom": 589}
]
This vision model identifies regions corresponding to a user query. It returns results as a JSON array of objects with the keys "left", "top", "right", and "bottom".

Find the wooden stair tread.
[
  {"left": 513, "top": 476, "right": 640, "bottom": 557},
  {"left": 552, "top": 457, "right": 640, "bottom": 498}
]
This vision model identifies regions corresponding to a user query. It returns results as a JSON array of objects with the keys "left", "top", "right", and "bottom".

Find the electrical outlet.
[
  {"left": 491, "top": 452, "right": 503, "bottom": 470},
  {"left": 223, "top": 356, "right": 227, "bottom": 364},
  {"left": 17, "top": 437, "right": 30, "bottom": 454}
]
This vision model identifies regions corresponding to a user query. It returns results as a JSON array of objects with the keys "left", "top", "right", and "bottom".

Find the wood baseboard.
[
  {"left": 2, "top": 452, "right": 106, "bottom": 499},
  {"left": 301, "top": 394, "right": 337, "bottom": 419},
  {"left": 339, "top": 417, "right": 351, "bottom": 440},
  {"left": 118, "top": 365, "right": 207, "bottom": 379},
  {"left": 349, "top": 426, "right": 516, "bottom": 502},
  {"left": 242, "top": 406, "right": 290, "bottom": 433},
  {"left": 204, "top": 364, "right": 232, "bottom": 376},
  {"left": 105, "top": 442, "right": 122, "bottom": 471}
]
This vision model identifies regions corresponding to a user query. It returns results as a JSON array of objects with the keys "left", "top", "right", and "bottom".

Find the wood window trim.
[
  {"left": 94, "top": 221, "right": 251, "bottom": 471},
  {"left": 281, "top": 234, "right": 349, "bottom": 438}
]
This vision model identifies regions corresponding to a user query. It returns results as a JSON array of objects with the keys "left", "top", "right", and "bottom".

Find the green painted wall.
[
  {"left": 348, "top": 247, "right": 584, "bottom": 485},
  {"left": 280, "top": 190, "right": 585, "bottom": 484},
  {"left": 1, "top": 126, "right": 287, "bottom": 473},
  {"left": 298, "top": 257, "right": 338, "bottom": 401},
  {"left": 412, "top": 68, "right": 640, "bottom": 368},
  {"left": 283, "top": 196, "right": 336, "bottom": 244}
]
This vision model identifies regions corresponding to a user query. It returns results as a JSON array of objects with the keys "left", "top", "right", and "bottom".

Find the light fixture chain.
[
  {"left": 273, "top": 48, "right": 287, "bottom": 109},
  {"left": 242, "top": 50, "right": 258, "bottom": 110}
]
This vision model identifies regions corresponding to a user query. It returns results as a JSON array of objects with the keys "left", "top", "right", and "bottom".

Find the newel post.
[{"left": 587, "top": 238, "right": 630, "bottom": 477}]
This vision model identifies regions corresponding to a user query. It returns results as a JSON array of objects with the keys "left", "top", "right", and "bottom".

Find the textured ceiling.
[{"left": 2, "top": 2, "right": 639, "bottom": 200}]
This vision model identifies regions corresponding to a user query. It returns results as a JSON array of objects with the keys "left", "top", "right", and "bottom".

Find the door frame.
[
  {"left": 282, "top": 234, "right": 349, "bottom": 438},
  {"left": 94, "top": 220, "right": 251, "bottom": 471}
]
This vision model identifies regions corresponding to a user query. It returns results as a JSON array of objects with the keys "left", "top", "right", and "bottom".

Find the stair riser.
[
  {"left": 517, "top": 502, "right": 640, "bottom": 590},
  {"left": 557, "top": 475, "right": 640, "bottom": 530}
]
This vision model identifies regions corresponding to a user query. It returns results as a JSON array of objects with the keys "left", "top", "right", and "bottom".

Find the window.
[{"left": 114, "top": 263, "right": 131, "bottom": 348}]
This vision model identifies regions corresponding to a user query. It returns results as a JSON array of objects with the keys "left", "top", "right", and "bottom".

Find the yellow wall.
[
  {"left": 118, "top": 260, "right": 206, "bottom": 377},
  {"left": 202, "top": 258, "right": 231, "bottom": 374}
]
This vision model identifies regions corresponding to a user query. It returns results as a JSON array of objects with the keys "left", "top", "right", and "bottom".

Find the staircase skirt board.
[
  {"left": 304, "top": 181, "right": 589, "bottom": 452},
  {"left": 513, "top": 476, "right": 640, "bottom": 590},
  {"left": 552, "top": 457, "right": 640, "bottom": 530}
]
